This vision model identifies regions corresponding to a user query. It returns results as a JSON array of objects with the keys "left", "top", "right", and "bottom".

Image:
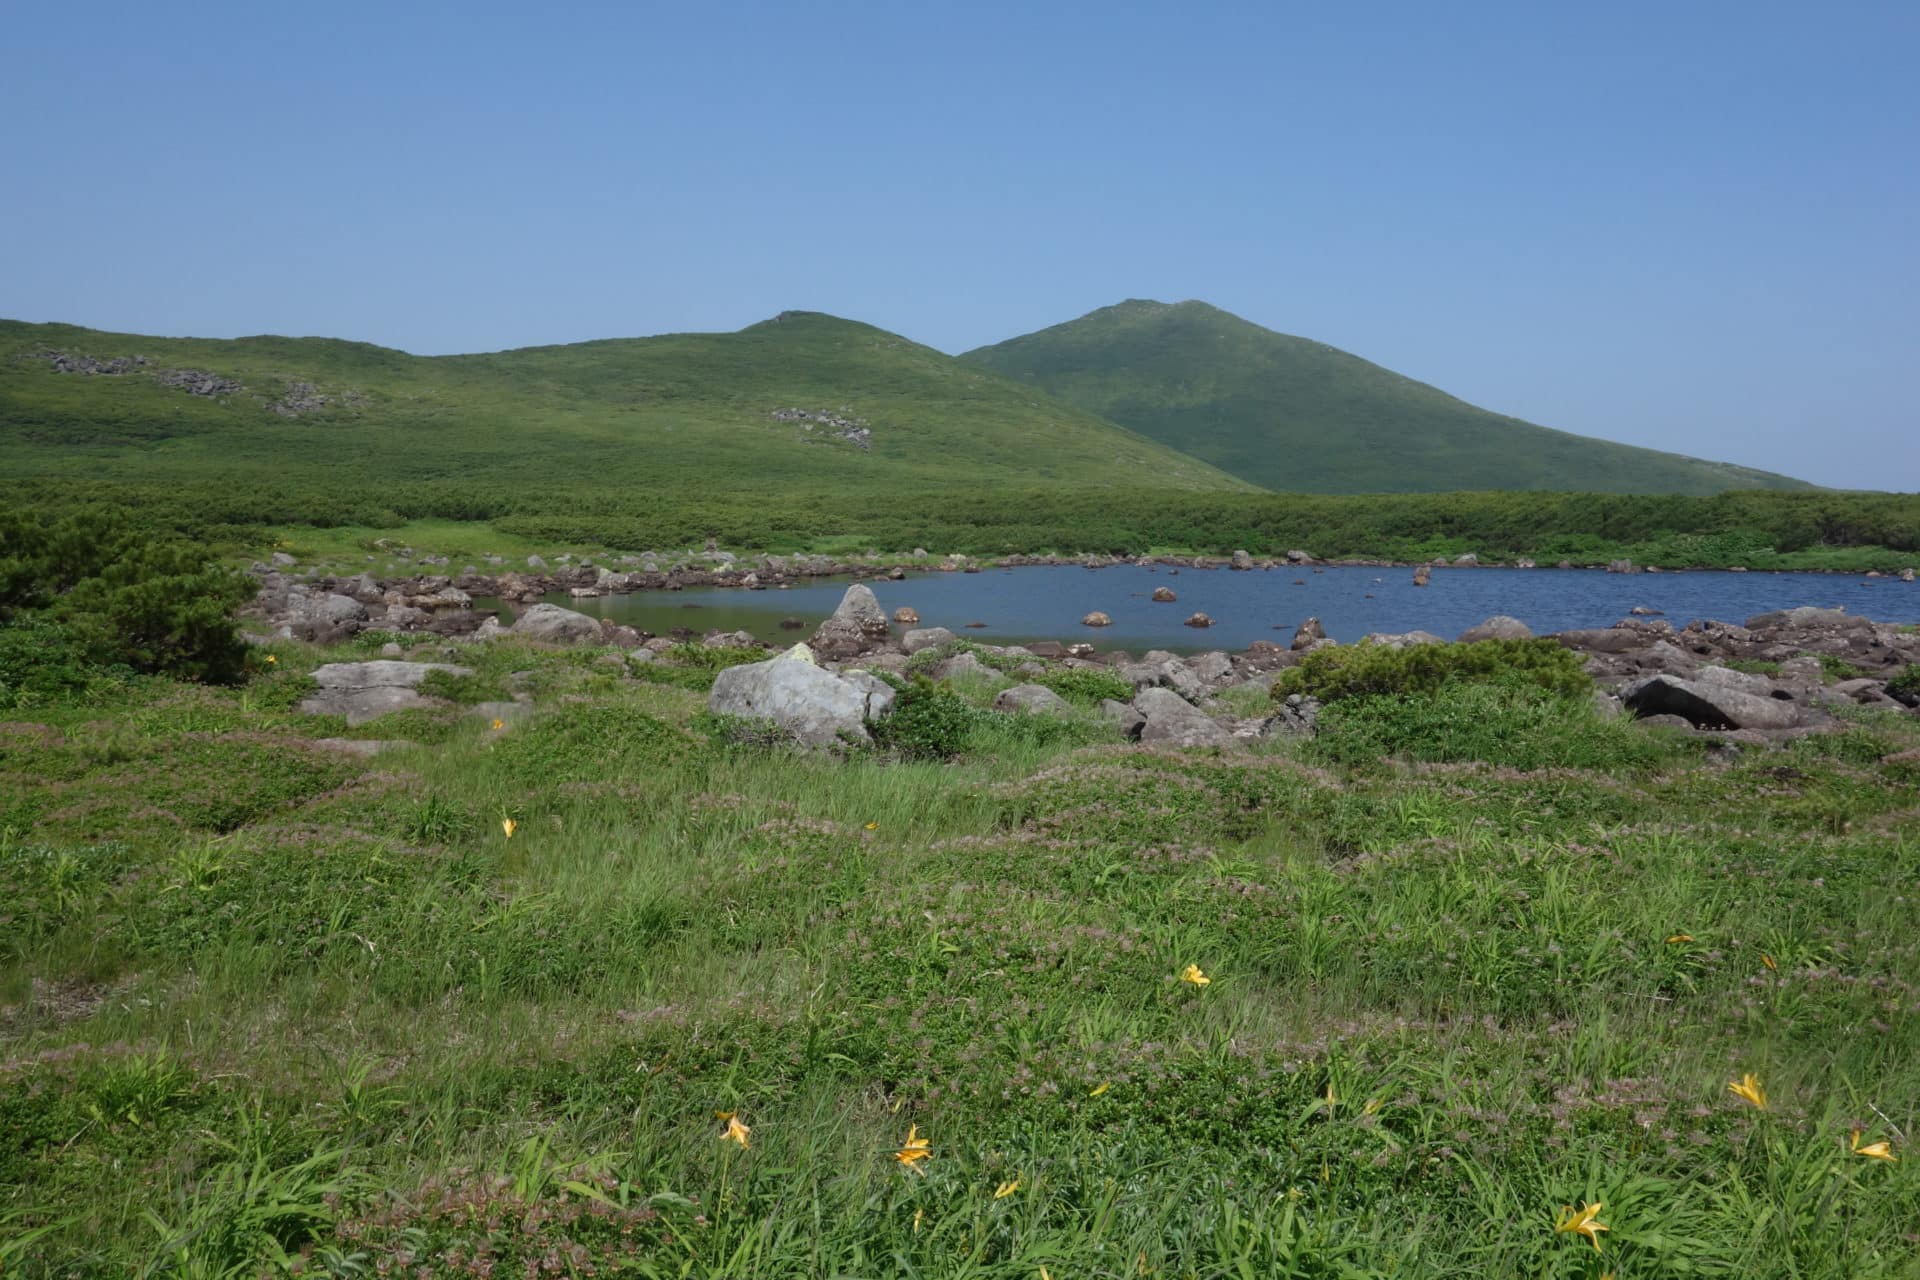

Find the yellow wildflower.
[
  {"left": 1180, "top": 964, "right": 1210, "bottom": 986},
  {"left": 1851, "top": 1129, "right": 1896, "bottom": 1162},
  {"left": 501, "top": 817, "right": 518, "bottom": 840},
  {"left": 1089, "top": 1081, "right": 1110, "bottom": 1097},
  {"left": 721, "top": 1114, "right": 751, "bottom": 1148},
  {"left": 1363, "top": 1096, "right": 1382, "bottom": 1116},
  {"left": 1554, "top": 1200, "right": 1609, "bottom": 1253},
  {"left": 865, "top": 821, "right": 879, "bottom": 830},
  {"left": 1728, "top": 1073, "right": 1767, "bottom": 1110},
  {"left": 1324, "top": 1082, "right": 1337, "bottom": 1109},
  {"left": 265, "top": 654, "right": 278, "bottom": 665},
  {"left": 894, "top": 1123, "right": 931, "bottom": 1172},
  {"left": 491, "top": 718, "right": 504, "bottom": 730},
  {"left": 1665, "top": 933, "right": 1693, "bottom": 943},
  {"left": 1762, "top": 952, "right": 1777, "bottom": 971},
  {"left": 994, "top": 1178, "right": 1020, "bottom": 1199}
]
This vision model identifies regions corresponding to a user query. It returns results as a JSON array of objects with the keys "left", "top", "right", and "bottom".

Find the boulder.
[
  {"left": 935, "top": 651, "right": 1006, "bottom": 684},
  {"left": 1360, "top": 630, "right": 1445, "bottom": 648},
  {"left": 306, "top": 593, "right": 370, "bottom": 629},
  {"left": 1459, "top": 616, "right": 1533, "bottom": 643},
  {"left": 1134, "top": 687, "right": 1237, "bottom": 749},
  {"left": 271, "top": 551, "right": 296, "bottom": 567},
  {"left": 1269, "top": 692, "right": 1321, "bottom": 736},
  {"left": 708, "top": 644, "right": 894, "bottom": 747},
  {"left": 1744, "top": 606, "right": 1863, "bottom": 631},
  {"left": 511, "top": 603, "right": 604, "bottom": 645},
  {"left": 299, "top": 660, "right": 472, "bottom": 725},
  {"left": 1453, "top": 553, "right": 1478, "bottom": 566},
  {"left": 1186, "top": 651, "right": 1233, "bottom": 683},
  {"left": 1621, "top": 673, "right": 1807, "bottom": 733},
  {"left": 830, "top": 584, "right": 891, "bottom": 637},
  {"left": 1099, "top": 698, "right": 1147, "bottom": 738},
  {"left": 1184, "top": 612, "right": 1214, "bottom": 628},
  {"left": 1290, "top": 617, "right": 1327, "bottom": 651},
  {"left": 1285, "top": 549, "right": 1312, "bottom": 564},
  {"left": 1151, "top": 586, "right": 1177, "bottom": 602},
  {"left": 1229, "top": 549, "right": 1254, "bottom": 570},
  {"left": 1081, "top": 611, "right": 1114, "bottom": 627},
  {"left": 809, "top": 617, "right": 875, "bottom": 662},
  {"left": 892, "top": 606, "right": 920, "bottom": 625},
  {"left": 903, "top": 627, "right": 956, "bottom": 655},
  {"left": 1552, "top": 628, "right": 1647, "bottom": 654},
  {"left": 1412, "top": 565, "right": 1431, "bottom": 587},
  {"left": 993, "top": 684, "right": 1071, "bottom": 715},
  {"left": 1606, "top": 559, "right": 1636, "bottom": 574}
]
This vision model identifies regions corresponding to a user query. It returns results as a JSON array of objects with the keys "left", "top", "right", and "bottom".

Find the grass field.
[{"left": 3, "top": 632, "right": 1917, "bottom": 1277}]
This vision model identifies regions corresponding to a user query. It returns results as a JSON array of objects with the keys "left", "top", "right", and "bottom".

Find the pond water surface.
[{"left": 483, "top": 565, "right": 1920, "bottom": 653}]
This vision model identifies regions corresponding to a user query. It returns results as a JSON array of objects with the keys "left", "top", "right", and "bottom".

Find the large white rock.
[
  {"left": 510, "top": 603, "right": 603, "bottom": 645},
  {"left": 993, "top": 684, "right": 1071, "bottom": 715},
  {"left": 709, "top": 644, "right": 895, "bottom": 747}
]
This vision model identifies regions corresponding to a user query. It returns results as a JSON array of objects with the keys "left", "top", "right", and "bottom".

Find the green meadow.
[{"left": 4, "top": 628, "right": 1917, "bottom": 1277}]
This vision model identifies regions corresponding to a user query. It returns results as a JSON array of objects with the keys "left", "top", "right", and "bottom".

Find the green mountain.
[
  {"left": 963, "top": 299, "right": 1809, "bottom": 495},
  {"left": 0, "top": 311, "right": 1249, "bottom": 500}
]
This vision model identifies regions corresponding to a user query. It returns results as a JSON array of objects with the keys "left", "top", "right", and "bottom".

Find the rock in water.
[
  {"left": 831, "top": 584, "right": 891, "bottom": 637},
  {"left": 1412, "top": 565, "right": 1431, "bottom": 587},
  {"left": 1458, "top": 616, "right": 1533, "bottom": 643},
  {"left": 1081, "top": 611, "right": 1113, "bottom": 627},
  {"left": 1291, "top": 617, "right": 1327, "bottom": 651},
  {"left": 1229, "top": 550, "right": 1254, "bottom": 570},
  {"left": 1151, "top": 587, "right": 1177, "bottom": 602},
  {"left": 708, "top": 644, "right": 895, "bottom": 747},
  {"left": 510, "top": 603, "right": 604, "bottom": 645},
  {"left": 1184, "top": 613, "right": 1213, "bottom": 628},
  {"left": 892, "top": 606, "right": 920, "bottom": 624}
]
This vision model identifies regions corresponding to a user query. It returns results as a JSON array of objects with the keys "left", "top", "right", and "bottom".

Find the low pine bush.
[{"left": 1275, "top": 638, "right": 1591, "bottom": 703}]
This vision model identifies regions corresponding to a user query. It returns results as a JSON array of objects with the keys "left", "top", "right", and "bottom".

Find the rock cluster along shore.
[{"left": 260, "top": 550, "right": 1920, "bottom": 748}]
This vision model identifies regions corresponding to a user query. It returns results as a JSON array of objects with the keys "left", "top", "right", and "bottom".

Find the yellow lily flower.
[
  {"left": 1762, "top": 953, "right": 1777, "bottom": 971},
  {"left": 1089, "top": 1081, "right": 1110, "bottom": 1097},
  {"left": 491, "top": 718, "right": 504, "bottom": 730},
  {"left": 1728, "top": 1073, "right": 1767, "bottom": 1110},
  {"left": 265, "top": 654, "right": 278, "bottom": 665},
  {"left": 1324, "top": 1082, "right": 1337, "bottom": 1109},
  {"left": 1180, "top": 964, "right": 1210, "bottom": 986},
  {"left": 501, "top": 817, "right": 518, "bottom": 839},
  {"left": 994, "top": 1178, "right": 1020, "bottom": 1199},
  {"left": 865, "top": 821, "right": 879, "bottom": 830},
  {"left": 1554, "top": 1200, "right": 1609, "bottom": 1252},
  {"left": 894, "top": 1123, "right": 931, "bottom": 1172},
  {"left": 1851, "top": 1129, "right": 1896, "bottom": 1162},
  {"left": 1665, "top": 933, "right": 1693, "bottom": 943},
  {"left": 721, "top": 1115, "right": 751, "bottom": 1148}
]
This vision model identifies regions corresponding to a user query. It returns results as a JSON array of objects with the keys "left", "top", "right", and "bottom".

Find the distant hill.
[
  {"left": 963, "top": 299, "right": 1810, "bottom": 495},
  {"left": 0, "top": 311, "right": 1249, "bottom": 500}
]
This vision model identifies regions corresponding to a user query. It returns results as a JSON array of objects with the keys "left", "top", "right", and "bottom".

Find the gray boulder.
[
  {"left": 993, "top": 684, "right": 1071, "bottom": 715},
  {"left": 1285, "top": 549, "right": 1312, "bottom": 564},
  {"left": 831, "top": 583, "right": 891, "bottom": 637},
  {"left": 1229, "top": 549, "right": 1254, "bottom": 570},
  {"left": 300, "top": 660, "right": 472, "bottom": 725},
  {"left": 708, "top": 644, "right": 893, "bottom": 747},
  {"left": 1134, "top": 687, "right": 1237, "bottom": 749},
  {"left": 1459, "top": 615, "right": 1533, "bottom": 643},
  {"left": 1360, "top": 630, "right": 1445, "bottom": 648},
  {"left": 1100, "top": 698, "right": 1147, "bottom": 739},
  {"left": 1291, "top": 617, "right": 1327, "bottom": 651},
  {"left": 903, "top": 626, "right": 956, "bottom": 655},
  {"left": 510, "top": 603, "right": 604, "bottom": 645},
  {"left": 1744, "top": 606, "right": 1864, "bottom": 631},
  {"left": 1621, "top": 673, "right": 1806, "bottom": 732},
  {"left": 1186, "top": 651, "right": 1233, "bottom": 683},
  {"left": 934, "top": 651, "right": 1007, "bottom": 685}
]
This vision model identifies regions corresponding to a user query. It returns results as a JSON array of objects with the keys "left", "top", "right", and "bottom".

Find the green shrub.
[
  {"left": 0, "top": 616, "right": 134, "bottom": 709},
  {"left": 871, "top": 677, "right": 982, "bottom": 760},
  {"left": 1309, "top": 682, "right": 1679, "bottom": 771},
  {"left": 1888, "top": 664, "right": 1920, "bottom": 704},
  {"left": 1275, "top": 638, "right": 1591, "bottom": 703},
  {"left": 1034, "top": 666, "right": 1134, "bottom": 706}
]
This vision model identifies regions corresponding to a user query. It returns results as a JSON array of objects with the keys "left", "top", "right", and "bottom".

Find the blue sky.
[{"left": 3, "top": 1, "right": 1914, "bottom": 488}]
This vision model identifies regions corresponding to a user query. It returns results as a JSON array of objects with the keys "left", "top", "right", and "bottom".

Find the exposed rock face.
[
  {"left": 1268, "top": 693, "right": 1322, "bottom": 736},
  {"left": 1151, "top": 587, "right": 1177, "bottom": 602},
  {"left": 902, "top": 627, "right": 956, "bottom": 655},
  {"left": 708, "top": 644, "right": 895, "bottom": 747},
  {"left": 1621, "top": 673, "right": 1809, "bottom": 733},
  {"left": 1184, "top": 613, "right": 1214, "bottom": 628},
  {"left": 1458, "top": 616, "right": 1533, "bottom": 643},
  {"left": 1229, "top": 550, "right": 1254, "bottom": 570},
  {"left": 1291, "top": 617, "right": 1327, "bottom": 651},
  {"left": 993, "top": 684, "right": 1071, "bottom": 715},
  {"left": 299, "top": 661, "right": 472, "bottom": 725},
  {"left": 510, "top": 603, "right": 604, "bottom": 645},
  {"left": 1133, "top": 687, "right": 1237, "bottom": 749},
  {"left": 1081, "top": 612, "right": 1113, "bottom": 627}
]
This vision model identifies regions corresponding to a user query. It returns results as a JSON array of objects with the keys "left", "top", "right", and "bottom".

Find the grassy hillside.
[
  {"left": 964, "top": 299, "right": 1811, "bottom": 495},
  {"left": 0, "top": 312, "right": 1249, "bottom": 502}
]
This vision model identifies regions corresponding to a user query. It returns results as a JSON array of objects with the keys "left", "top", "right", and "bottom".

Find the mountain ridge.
[{"left": 962, "top": 299, "right": 1810, "bottom": 495}]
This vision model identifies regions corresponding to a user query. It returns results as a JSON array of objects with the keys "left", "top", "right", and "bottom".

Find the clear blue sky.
[{"left": 4, "top": 1, "right": 1914, "bottom": 488}]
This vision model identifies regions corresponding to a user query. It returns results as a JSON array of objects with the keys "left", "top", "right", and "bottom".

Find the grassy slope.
[
  {"left": 0, "top": 312, "right": 1249, "bottom": 497},
  {"left": 963, "top": 299, "right": 1812, "bottom": 495},
  {"left": 3, "top": 637, "right": 1917, "bottom": 1275}
]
